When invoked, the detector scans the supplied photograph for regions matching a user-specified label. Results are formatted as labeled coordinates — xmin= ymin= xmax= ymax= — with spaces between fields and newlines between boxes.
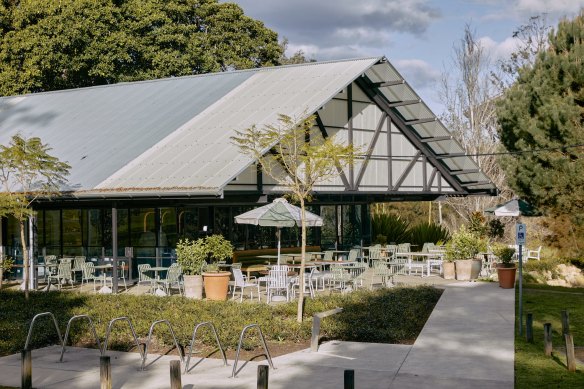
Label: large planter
xmin=455 ymin=260 xmax=472 ymax=280
xmin=183 ymin=274 xmax=203 ymax=300
xmin=497 ymin=266 xmax=517 ymax=289
xmin=471 ymin=259 xmax=482 ymax=279
xmin=443 ymin=262 xmax=456 ymax=279
xmin=203 ymin=271 xmax=231 ymax=301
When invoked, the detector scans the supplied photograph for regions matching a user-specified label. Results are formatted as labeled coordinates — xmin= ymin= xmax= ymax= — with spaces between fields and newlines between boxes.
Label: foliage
xmin=202 ymin=234 xmax=233 ymax=272
xmin=492 ymin=244 xmax=515 ymax=267
xmin=408 ymin=222 xmax=451 ymax=248
xmin=523 ymin=257 xmax=567 ymax=274
xmin=497 ymin=13 xmax=584 ymax=215
xmin=0 ymin=0 xmax=282 ymax=95
xmin=371 ymin=213 xmax=410 ymax=244
xmin=444 ymin=226 xmax=487 ymax=261
xmin=487 ymin=219 xmax=505 ymax=240
xmin=0 ymin=134 xmax=70 ymax=297
xmin=232 ymin=113 xmax=358 ymax=322
xmin=175 ymin=238 xmax=206 ymax=276
xmin=516 ymin=286 xmax=584 ymax=387
xmin=0 ymin=286 xmax=442 ymax=356
xmin=468 ymin=211 xmax=487 ymax=236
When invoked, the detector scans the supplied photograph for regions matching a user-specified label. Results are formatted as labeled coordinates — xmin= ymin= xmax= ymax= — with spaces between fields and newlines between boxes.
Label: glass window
xmin=42 ymin=210 xmax=60 ymax=255
xmin=178 ymin=208 xmax=199 ymax=240
xmin=160 ymin=208 xmax=177 ymax=248
xmin=62 ymin=209 xmax=82 ymax=252
xmin=320 ymin=205 xmax=337 ymax=249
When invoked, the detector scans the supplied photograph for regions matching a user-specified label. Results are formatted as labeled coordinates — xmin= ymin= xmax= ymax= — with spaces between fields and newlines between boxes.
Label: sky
xmin=225 ymin=0 xmax=584 ymax=114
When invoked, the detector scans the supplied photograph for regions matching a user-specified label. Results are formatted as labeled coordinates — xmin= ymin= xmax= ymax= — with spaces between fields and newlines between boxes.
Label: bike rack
xmin=140 ymin=319 xmax=184 ymax=370
xmin=231 ymin=324 xmax=274 ymax=378
xmin=24 ymin=312 xmax=64 ymax=352
xmin=184 ymin=321 xmax=228 ymax=374
xmin=59 ymin=315 xmax=102 ymax=362
xmin=103 ymin=317 xmax=144 ymax=361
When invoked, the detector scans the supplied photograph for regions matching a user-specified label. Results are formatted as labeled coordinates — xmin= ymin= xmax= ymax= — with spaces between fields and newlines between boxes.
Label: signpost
xmin=516 ymin=223 xmax=526 ymax=336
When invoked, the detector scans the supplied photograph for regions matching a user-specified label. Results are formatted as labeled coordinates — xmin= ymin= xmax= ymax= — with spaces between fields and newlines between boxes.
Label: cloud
xmin=478 ymin=36 xmax=520 ymax=62
xmin=393 ymin=59 xmax=441 ymax=89
xmin=515 ymin=0 xmax=584 ymax=14
xmin=230 ymin=0 xmax=441 ymax=58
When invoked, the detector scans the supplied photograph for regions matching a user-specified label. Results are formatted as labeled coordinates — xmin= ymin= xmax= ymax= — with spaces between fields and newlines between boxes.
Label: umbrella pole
xmin=277 ymin=228 xmax=281 ymax=266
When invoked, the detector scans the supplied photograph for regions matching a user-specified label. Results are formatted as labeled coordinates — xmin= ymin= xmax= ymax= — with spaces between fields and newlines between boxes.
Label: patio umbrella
xmin=234 ymin=198 xmax=323 ymax=265
xmin=484 ymin=199 xmax=539 ymax=217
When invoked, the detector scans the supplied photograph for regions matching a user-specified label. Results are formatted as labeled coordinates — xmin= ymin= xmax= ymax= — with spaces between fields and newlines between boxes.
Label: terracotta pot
xmin=183 ymin=274 xmax=203 ymax=300
xmin=443 ymin=262 xmax=456 ymax=279
xmin=497 ymin=266 xmax=517 ymax=289
xmin=455 ymin=260 xmax=472 ymax=280
xmin=203 ymin=271 xmax=231 ymax=301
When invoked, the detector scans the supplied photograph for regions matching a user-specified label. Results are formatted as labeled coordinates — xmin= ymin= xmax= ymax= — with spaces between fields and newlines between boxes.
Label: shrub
xmin=492 ymin=244 xmax=515 ymax=268
xmin=371 ymin=213 xmax=410 ymax=244
xmin=444 ymin=226 xmax=487 ymax=261
xmin=408 ymin=222 xmax=450 ymax=248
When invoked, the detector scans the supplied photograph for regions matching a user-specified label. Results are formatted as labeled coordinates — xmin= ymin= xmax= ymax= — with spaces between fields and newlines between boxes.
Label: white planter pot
xmin=183 ymin=274 xmax=203 ymax=300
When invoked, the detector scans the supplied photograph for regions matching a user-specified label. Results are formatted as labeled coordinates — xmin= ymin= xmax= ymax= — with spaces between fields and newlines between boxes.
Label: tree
xmin=232 ymin=114 xmax=356 ymax=322
xmin=278 ymin=37 xmax=315 ymax=65
xmin=439 ymin=25 xmax=509 ymax=229
xmin=0 ymin=135 xmax=70 ymax=298
xmin=496 ymin=12 xmax=584 ymax=215
xmin=0 ymin=0 xmax=282 ymax=95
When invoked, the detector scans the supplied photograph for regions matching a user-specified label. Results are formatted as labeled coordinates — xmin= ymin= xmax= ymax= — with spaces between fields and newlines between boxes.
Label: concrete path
xmin=0 ymin=282 xmax=515 ymax=388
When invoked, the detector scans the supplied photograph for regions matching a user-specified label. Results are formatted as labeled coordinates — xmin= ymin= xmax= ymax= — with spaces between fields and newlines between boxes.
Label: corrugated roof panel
xmin=0 ymin=72 xmax=254 ymax=190
xmin=97 ymin=58 xmax=381 ymax=191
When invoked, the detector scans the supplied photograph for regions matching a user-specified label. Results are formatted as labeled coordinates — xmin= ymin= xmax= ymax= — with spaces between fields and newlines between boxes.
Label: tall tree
xmin=497 ymin=12 xmax=584 ymax=215
xmin=0 ymin=135 xmax=70 ymax=298
xmin=233 ymin=114 xmax=356 ymax=323
xmin=439 ymin=25 xmax=508 ymax=229
xmin=0 ymin=0 xmax=282 ymax=95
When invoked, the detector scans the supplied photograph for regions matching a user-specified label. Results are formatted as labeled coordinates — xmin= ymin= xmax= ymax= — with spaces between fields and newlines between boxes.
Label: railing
xmin=184 ymin=321 xmax=227 ymax=374
xmin=141 ymin=320 xmax=184 ymax=371
xmin=59 ymin=315 xmax=102 ymax=362
xmin=311 ymin=308 xmax=343 ymax=352
xmin=231 ymin=324 xmax=274 ymax=378
xmin=24 ymin=312 xmax=63 ymax=352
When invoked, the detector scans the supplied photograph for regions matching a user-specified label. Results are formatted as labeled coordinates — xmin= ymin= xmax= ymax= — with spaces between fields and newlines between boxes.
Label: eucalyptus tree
xmin=0 ymin=135 xmax=70 ymax=298
xmin=233 ymin=114 xmax=357 ymax=322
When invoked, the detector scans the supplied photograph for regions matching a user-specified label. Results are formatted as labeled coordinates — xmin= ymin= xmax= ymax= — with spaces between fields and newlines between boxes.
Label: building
xmin=0 ymin=57 xmax=496 ymax=277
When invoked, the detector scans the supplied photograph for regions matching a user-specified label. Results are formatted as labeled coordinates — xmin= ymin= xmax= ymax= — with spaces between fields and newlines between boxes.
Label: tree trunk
xmin=20 ymin=220 xmax=29 ymax=299
xmin=296 ymin=198 xmax=307 ymax=323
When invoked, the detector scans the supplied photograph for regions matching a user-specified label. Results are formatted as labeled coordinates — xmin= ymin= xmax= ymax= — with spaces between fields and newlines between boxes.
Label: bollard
xmin=257 ymin=365 xmax=269 ymax=389
xmin=565 ymin=334 xmax=576 ymax=372
xmin=100 ymin=356 xmax=112 ymax=389
xmin=170 ymin=360 xmax=182 ymax=389
xmin=526 ymin=313 xmax=533 ymax=343
xmin=344 ymin=369 xmax=355 ymax=389
xmin=561 ymin=310 xmax=570 ymax=335
xmin=21 ymin=349 xmax=32 ymax=389
xmin=543 ymin=323 xmax=552 ymax=357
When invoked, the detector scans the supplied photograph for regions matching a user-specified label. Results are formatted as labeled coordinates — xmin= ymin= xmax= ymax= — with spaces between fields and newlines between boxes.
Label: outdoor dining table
xmin=395 ymin=252 xmax=442 ymax=277
xmin=94 ymin=264 xmax=113 ymax=293
xmin=147 ymin=266 xmax=169 ymax=295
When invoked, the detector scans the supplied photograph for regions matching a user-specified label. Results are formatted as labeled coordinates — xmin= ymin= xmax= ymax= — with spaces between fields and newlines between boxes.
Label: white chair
xmin=527 ymin=246 xmax=542 ymax=261
xmin=291 ymin=267 xmax=316 ymax=298
xmin=104 ymin=261 xmax=128 ymax=291
xmin=81 ymin=262 xmax=97 ymax=290
xmin=231 ymin=268 xmax=258 ymax=302
xmin=71 ymin=257 xmax=86 ymax=283
xmin=266 ymin=269 xmax=291 ymax=303
xmin=47 ymin=262 xmax=72 ymax=290
xmin=138 ymin=264 xmax=154 ymax=287
xmin=330 ymin=265 xmax=352 ymax=293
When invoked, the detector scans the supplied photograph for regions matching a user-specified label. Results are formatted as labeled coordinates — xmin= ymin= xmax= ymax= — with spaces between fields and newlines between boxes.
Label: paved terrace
xmin=0 ymin=281 xmax=514 ymax=388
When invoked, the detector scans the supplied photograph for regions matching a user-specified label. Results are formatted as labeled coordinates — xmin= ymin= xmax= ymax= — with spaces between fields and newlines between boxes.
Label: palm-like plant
xmin=371 ymin=214 xmax=410 ymax=244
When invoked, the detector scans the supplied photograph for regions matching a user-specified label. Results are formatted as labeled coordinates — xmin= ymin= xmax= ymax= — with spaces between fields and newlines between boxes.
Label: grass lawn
xmin=516 ymin=284 xmax=584 ymax=388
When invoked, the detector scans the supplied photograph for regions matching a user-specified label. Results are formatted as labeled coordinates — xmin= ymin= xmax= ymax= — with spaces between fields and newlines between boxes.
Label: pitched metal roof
xmin=0 ymin=57 xmax=496 ymax=198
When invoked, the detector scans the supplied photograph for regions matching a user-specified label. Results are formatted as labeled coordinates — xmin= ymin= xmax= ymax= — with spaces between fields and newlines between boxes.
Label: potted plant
xmin=201 ymin=234 xmax=234 ymax=301
xmin=444 ymin=226 xmax=487 ymax=281
xmin=493 ymin=244 xmax=516 ymax=288
xmin=175 ymin=238 xmax=206 ymax=299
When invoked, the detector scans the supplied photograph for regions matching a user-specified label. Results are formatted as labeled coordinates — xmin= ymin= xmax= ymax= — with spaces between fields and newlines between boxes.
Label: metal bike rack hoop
xmin=103 ymin=316 xmax=144 ymax=361
xmin=59 ymin=315 xmax=102 ymax=362
xmin=141 ymin=319 xmax=184 ymax=371
xmin=24 ymin=312 xmax=64 ymax=352
xmin=231 ymin=324 xmax=274 ymax=378
xmin=184 ymin=321 xmax=228 ymax=374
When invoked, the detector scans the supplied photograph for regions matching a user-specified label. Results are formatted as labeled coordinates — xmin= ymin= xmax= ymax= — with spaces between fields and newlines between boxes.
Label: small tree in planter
xmin=175 ymin=238 xmax=206 ymax=299
xmin=493 ymin=244 xmax=516 ymax=288
xmin=200 ymin=234 xmax=234 ymax=301
xmin=444 ymin=226 xmax=487 ymax=280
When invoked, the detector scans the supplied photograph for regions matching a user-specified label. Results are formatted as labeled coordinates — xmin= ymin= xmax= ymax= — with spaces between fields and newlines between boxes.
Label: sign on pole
xmin=516 ymin=223 xmax=526 ymax=245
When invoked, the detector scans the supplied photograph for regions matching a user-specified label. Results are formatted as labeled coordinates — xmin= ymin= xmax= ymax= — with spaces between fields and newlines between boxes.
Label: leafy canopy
xmin=0 ymin=0 xmax=282 ymax=95
xmin=496 ymin=13 xmax=584 ymax=214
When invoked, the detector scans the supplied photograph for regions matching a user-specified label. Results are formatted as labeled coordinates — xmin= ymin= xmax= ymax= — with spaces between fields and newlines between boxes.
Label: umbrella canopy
xmin=234 ymin=198 xmax=323 ymax=265
xmin=484 ymin=199 xmax=539 ymax=217
xmin=234 ymin=198 xmax=323 ymax=227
